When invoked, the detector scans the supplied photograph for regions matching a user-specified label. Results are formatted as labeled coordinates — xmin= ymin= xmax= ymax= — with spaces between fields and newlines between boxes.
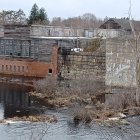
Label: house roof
xmin=100 ymin=18 xmax=140 ymax=32
xmin=112 ymin=18 xmax=130 ymax=30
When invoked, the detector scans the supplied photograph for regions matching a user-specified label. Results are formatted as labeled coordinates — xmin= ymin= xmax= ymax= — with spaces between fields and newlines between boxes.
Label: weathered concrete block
xmin=106 ymin=38 xmax=138 ymax=87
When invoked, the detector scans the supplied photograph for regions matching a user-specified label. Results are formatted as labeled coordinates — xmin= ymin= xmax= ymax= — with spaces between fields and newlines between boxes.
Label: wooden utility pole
xmin=129 ymin=0 xmax=140 ymax=105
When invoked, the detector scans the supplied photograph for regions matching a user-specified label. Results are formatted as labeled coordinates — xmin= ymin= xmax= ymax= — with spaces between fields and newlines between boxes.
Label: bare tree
xmin=34 ymin=77 xmax=59 ymax=97
xmin=0 ymin=10 xmax=27 ymax=24
xmin=51 ymin=17 xmax=63 ymax=26
xmin=50 ymin=13 xmax=103 ymax=28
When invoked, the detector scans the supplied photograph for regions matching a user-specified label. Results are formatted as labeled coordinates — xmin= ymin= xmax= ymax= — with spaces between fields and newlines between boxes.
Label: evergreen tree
xmin=39 ymin=8 xmax=49 ymax=24
xmin=28 ymin=4 xmax=49 ymax=25
xmin=28 ymin=3 xmax=39 ymax=24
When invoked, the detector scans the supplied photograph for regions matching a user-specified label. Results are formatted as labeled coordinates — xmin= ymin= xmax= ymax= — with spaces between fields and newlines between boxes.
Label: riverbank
xmin=31 ymin=77 xmax=140 ymax=125
xmin=0 ymin=81 xmax=140 ymax=140
xmin=28 ymin=89 xmax=140 ymax=126
xmin=0 ymin=77 xmax=139 ymax=127
xmin=0 ymin=115 xmax=57 ymax=124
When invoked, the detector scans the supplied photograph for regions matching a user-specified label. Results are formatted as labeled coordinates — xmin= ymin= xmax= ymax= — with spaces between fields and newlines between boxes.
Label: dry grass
xmin=33 ymin=77 xmax=59 ymax=97
xmin=105 ymin=92 xmax=136 ymax=111
xmin=84 ymin=37 xmax=103 ymax=52
xmin=33 ymin=75 xmax=105 ymax=107
xmin=33 ymin=77 xmax=140 ymax=125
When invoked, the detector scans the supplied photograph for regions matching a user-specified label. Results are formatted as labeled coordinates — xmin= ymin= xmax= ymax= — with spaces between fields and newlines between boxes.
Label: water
xmin=0 ymin=82 xmax=140 ymax=140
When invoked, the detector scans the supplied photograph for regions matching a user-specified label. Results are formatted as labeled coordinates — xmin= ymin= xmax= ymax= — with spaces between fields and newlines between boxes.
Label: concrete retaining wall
xmin=106 ymin=38 xmax=138 ymax=87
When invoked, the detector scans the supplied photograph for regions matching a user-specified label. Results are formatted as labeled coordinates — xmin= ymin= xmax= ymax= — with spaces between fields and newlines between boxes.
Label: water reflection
xmin=0 ymin=83 xmax=32 ymax=119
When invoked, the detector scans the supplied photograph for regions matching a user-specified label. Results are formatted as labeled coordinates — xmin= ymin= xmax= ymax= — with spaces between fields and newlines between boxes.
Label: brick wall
xmin=0 ymin=47 xmax=58 ymax=77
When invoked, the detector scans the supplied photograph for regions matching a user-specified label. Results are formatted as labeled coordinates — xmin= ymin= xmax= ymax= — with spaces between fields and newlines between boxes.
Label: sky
xmin=0 ymin=0 xmax=139 ymax=20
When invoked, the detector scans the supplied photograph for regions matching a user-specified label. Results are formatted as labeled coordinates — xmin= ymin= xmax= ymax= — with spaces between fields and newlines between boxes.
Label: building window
xmin=26 ymin=66 xmax=29 ymax=72
xmin=14 ymin=65 xmax=16 ymax=72
xmin=2 ymin=65 xmax=4 ymax=71
xmin=48 ymin=68 xmax=52 ymax=74
xmin=18 ymin=53 xmax=21 ymax=56
xmin=18 ymin=66 xmax=20 ymax=72
xmin=22 ymin=66 xmax=24 ymax=72
xmin=9 ymin=65 xmax=12 ymax=71
xmin=6 ymin=65 xmax=8 ymax=71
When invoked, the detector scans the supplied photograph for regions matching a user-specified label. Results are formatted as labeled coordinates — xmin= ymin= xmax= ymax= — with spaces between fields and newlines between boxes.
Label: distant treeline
xmin=0 ymin=3 xmax=106 ymax=28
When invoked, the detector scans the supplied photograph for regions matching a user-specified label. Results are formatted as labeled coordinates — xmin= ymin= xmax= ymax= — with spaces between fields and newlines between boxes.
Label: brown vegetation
xmin=51 ymin=13 xmax=103 ymax=28
xmin=84 ymin=36 xmax=103 ymax=52
xmin=32 ymin=77 xmax=140 ymax=125
xmin=105 ymin=92 xmax=136 ymax=111
xmin=0 ymin=115 xmax=57 ymax=124
xmin=33 ymin=75 xmax=104 ymax=107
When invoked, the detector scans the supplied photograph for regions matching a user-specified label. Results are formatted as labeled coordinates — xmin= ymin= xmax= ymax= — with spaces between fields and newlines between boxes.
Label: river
xmin=0 ymin=82 xmax=140 ymax=140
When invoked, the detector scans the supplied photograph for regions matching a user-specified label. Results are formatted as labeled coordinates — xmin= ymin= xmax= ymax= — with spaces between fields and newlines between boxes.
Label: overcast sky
xmin=0 ymin=0 xmax=139 ymax=20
